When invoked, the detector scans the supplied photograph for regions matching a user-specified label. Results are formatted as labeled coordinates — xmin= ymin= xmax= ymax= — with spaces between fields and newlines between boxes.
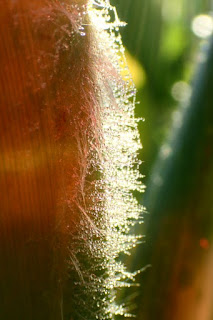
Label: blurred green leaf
xmin=160 ymin=24 xmax=187 ymax=61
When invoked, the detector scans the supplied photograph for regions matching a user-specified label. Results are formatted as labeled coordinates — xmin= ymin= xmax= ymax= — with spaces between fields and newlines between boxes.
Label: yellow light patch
xmin=122 ymin=49 xmax=146 ymax=89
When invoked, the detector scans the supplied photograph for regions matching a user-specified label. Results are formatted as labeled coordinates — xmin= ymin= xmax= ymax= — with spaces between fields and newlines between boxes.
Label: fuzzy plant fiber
xmin=0 ymin=1 xmax=143 ymax=319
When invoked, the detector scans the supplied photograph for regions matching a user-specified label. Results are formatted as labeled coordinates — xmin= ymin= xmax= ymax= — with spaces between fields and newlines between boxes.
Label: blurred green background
xmin=112 ymin=0 xmax=212 ymax=178
xmin=111 ymin=0 xmax=213 ymax=319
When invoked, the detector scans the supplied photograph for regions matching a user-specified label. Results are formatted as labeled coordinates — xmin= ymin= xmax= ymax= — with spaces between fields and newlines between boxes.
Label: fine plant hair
xmin=0 ymin=1 xmax=143 ymax=319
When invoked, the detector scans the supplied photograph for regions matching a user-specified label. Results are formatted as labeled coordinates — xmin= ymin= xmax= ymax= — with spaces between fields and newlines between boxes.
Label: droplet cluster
xmin=68 ymin=1 xmax=144 ymax=319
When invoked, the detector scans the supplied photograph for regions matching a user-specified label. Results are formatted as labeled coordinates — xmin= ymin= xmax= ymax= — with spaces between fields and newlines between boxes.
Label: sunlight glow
xmin=192 ymin=14 xmax=213 ymax=38
xmin=171 ymin=81 xmax=192 ymax=103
